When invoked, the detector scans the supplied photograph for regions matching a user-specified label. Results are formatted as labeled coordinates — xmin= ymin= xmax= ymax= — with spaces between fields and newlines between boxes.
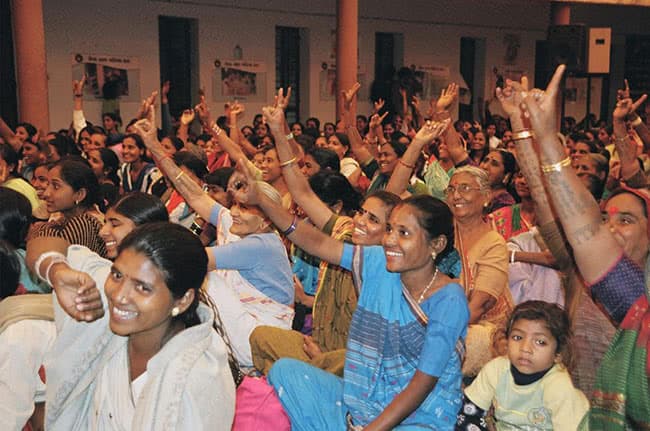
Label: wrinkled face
xmin=471 ymin=132 xmax=486 ymax=151
xmin=30 ymin=165 xmax=49 ymax=199
xmin=446 ymin=172 xmax=488 ymax=221
xmin=479 ymin=151 xmax=507 ymax=187
xmin=229 ymin=202 xmax=267 ymax=237
xmin=100 ymin=209 xmax=136 ymax=259
xmin=15 ymin=126 xmax=30 ymax=143
xmin=382 ymin=204 xmax=434 ymax=273
xmin=352 ymin=197 xmax=391 ymax=245
xmin=261 ymin=149 xmax=282 ymax=183
xmin=301 ymin=154 xmax=321 ymax=178
xmin=326 ymin=135 xmax=347 ymax=159
xmin=22 ymin=142 xmax=41 ymax=166
xmin=315 ymin=137 xmax=328 ymax=149
xmin=89 ymin=133 xmax=106 ymax=151
xmin=206 ymin=184 xmax=232 ymax=208
xmin=603 ymin=193 xmax=649 ymax=266
xmin=291 ymin=124 xmax=303 ymax=136
xmin=572 ymin=155 xmax=600 ymax=178
xmin=508 ymin=318 xmax=558 ymax=374
xmin=161 ymin=137 xmax=178 ymax=156
xmin=513 ymin=173 xmax=529 ymax=199
xmin=86 ymin=150 xmax=106 ymax=180
xmin=105 ymin=248 xmax=182 ymax=339
xmin=43 ymin=165 xmax=83 ymax=213
xmin=323 ymin=123 xmax=335 ymax=138
xmin=122 ymin=137 xmax=143 ymax=164
xmin=378 ymin=144 xmax=399 ymax=175
xmin=103 ymin=116 xmax=117 ymax=133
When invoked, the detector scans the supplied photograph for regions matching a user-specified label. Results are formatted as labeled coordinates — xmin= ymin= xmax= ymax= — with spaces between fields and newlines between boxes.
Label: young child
xmin=456 ymin=300 xmax=589 ymax=430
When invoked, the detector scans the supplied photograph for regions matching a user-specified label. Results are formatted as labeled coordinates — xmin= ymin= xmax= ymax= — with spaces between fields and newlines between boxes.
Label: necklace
xmin=417 ymin=267 xmax=439 ymax=303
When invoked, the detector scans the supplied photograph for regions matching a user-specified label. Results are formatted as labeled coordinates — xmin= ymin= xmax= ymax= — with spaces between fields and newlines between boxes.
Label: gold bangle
xmin=399 ymin=159 xmax=415 ymax=169
xmin=540 ymin=157 xmax=571 ymax=174
xmin=630 ymin=116 xmax=643 ymax=128
xmin=285 ymin=132 xmax=294 ymax=140
xmin=279 ymin=157 xmax=297 ymax=168
xmin=511 ymin=130 xmax=534 ymax=141
xmin=210 ymin=122 xmax=223 ymax=137
xmin=175 ymin=170 xmax=186 ymax=180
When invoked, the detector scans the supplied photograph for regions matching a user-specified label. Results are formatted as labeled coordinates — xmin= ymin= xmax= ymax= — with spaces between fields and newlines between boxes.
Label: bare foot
xmin=302 ymin=336 xmax=323 ymax=359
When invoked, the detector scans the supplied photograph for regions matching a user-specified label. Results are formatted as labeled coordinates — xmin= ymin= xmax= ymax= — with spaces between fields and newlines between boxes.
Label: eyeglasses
xmin=444 ymin=184 xmax=482 ymax=196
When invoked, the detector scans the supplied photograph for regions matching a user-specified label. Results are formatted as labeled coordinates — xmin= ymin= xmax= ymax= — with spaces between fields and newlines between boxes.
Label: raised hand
xmin=262 ymin=105 xmax=284 ymax=130
xmin=194 ymin=95 xmax=212 ymax=126
xmin=373 ymin=98 xmax=385 ymax=113
xmin=613 ymin=95 xmax=648 ymax=122
xmin=369 ymin=111 xmax=388 ymax=130
xmin=616 ymin=79 xmax=631 ymax=101
xmin=521 ymin=65 xmax=566 ymax=141
xmin=435 ymin=83 xmax=458 ymax=112
xmin=180 ymin=109 xmax=195 ymax=126
xmin=136 ymin=90 xmax=158 ymax=120
xmin=230 ymin=101 xmax=245 ymax=118
xmin=50 ymin=265 xmax=104 ymax=322
xmin=411 ymin=95 xmax=421 ymax=112
xmin=413 ymin=118 xmax=451 ymax=145
xmin=274 ymin=87 xmax=292 ymax=111
xmin=228 ymin=158 xmax=262 ymax=206
xmin=72 ymin=75 xmax=86 ymax=97
xmin=161 ymin=81 xmax=171 ymax=104
xmin=342 ymin=82 xmax=361 ymax=111
xmin=132 ymin=95 xmax=158 ymax=143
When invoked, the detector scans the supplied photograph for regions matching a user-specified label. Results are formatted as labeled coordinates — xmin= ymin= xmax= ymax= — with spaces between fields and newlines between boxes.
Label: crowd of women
xmin=0 ymin=64 xmax=648 ymax=430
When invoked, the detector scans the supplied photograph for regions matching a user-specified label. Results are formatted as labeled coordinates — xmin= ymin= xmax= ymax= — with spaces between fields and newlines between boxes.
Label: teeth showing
xmin=112 ymin=307 xmax=138 ymax=320
xmin=105 ymin=241 xmax=117 ymax=247
xmin=385 ymin=251 xmax=402 ymax=257
xmin=354 ymin=228 xmax=366 ymax=236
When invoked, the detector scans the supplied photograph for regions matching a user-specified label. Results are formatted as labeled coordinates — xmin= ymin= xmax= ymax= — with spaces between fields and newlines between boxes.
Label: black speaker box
xmin=547 ymin=25 xmax=587 ymax=73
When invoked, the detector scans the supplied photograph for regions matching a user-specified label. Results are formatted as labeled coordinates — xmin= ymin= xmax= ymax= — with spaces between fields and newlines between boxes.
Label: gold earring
xmin=431 ymin=250 xmax=437 ymax=262
xmin=171 ymin=306 xmax=180 ymax=317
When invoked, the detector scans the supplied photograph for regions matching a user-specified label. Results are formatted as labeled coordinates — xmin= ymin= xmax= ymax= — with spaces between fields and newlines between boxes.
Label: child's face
xmin=507 ymin=319 xmax=558 ymax=374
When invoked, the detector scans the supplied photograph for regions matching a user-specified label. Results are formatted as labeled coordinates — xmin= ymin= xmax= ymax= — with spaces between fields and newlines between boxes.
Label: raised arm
xmin=612 ymin=93 xmax=648 ymax=182
xmin=132 ymin=99 xmax=216 ymax=221
xmin=230 ymin=160 xmax=344 ymax=265
xmin=523 ymin=65 xmax=621 ymax=283
xmin=227 ymin=102 xmax=257 ymax=158
xmin=160 ymin=81 xmax=173 ymax=136
xmin=263 ymin=99 xmax=334 ymax=229
xmin=385 ymin=119 xmax=449 ymax=195
xmin=434 ymin=84 xmax=468 ymax=165
xmin=195 ymin=96 xmax=250 ymax=163
xmin=0 ymin=116 xmax=22 ymax=153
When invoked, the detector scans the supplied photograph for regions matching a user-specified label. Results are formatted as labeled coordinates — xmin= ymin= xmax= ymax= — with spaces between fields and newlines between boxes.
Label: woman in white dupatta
xmin=27 ymin=223 xmax=235 ymax=430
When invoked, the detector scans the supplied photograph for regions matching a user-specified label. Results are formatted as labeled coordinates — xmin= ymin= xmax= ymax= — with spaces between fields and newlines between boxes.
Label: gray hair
xmin=453 ymin=165 xmax=490 ymax=192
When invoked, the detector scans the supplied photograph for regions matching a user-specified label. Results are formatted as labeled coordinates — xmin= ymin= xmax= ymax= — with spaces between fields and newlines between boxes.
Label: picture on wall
xmin=71 ymin=53 xmax=141 ymax=102
xmin=212 ymin=60 xmax=267 ymax=102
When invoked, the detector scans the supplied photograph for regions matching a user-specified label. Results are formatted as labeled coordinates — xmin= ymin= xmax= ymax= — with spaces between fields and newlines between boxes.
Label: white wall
xmin=42 ymin=0 xmax=550 ymax=130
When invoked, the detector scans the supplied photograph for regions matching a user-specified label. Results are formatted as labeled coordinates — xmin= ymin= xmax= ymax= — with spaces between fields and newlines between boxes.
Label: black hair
xmin=16 ymin=122 xmax=37 ymax=142
xmin=164 ymin=136 xmax=184 ymax=152
xmin=309 ymin=170 xmax=361 ymax=215
xmin=196 ymin=134 xmax=213 ymax=144
xmin=323 ymin=122 xmax=336 ymax=132
xmin=400 ymin=195 xmax=454 ymax=263
xmin=48 ymin=133 xmax=80 ymax=158
xmin=124 ymin=133 xmax=145 ymax=150
xmin=295 ymin=134 xmax=315 ymax=150
xmin=97 ymin=148 xmax=121 ymax=186
xmin=0 ymin=143 xmax=20 ymax=176
xmin=290 ymin=122 xmax=304 ymax=132
xmin=102 ymin=112 xmax=122 ymax=125
xmin=506 ymin=300 xmax=574 ymax=370
xmin=205 ymin=167 xmax=235 ymax=190
xmin=305 ymin=147 xmax=340 ymax=172
xmin=363 ymin=190 xmax=401 ymax=209
xmin=173 ymin=152 xmax=208 ymax=180
xmin=0 ymin=240 xmax=20 ymax=300
xmin=111 ymin=192 xmax=169 ymax=225
xmin=50 ymin=157 xmax=102 ymax=210
xmin=302 ymin=127 xmax=321 ymax=140
xmin=0 ymin=188 xmax=32 ymax=248
xmin=383 ymin=140 xmax=407 ymax=158
xmin=306 ymin=117 xmax=321 ymax=130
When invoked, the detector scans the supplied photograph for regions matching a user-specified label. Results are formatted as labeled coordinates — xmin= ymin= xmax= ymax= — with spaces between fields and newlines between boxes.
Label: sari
xmin=488 ymin=203 xmax=533 ymax=241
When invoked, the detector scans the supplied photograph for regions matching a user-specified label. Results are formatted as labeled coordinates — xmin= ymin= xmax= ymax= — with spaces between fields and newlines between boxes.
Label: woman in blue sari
xmin=231 ymin=114 xmax=469 ymax=430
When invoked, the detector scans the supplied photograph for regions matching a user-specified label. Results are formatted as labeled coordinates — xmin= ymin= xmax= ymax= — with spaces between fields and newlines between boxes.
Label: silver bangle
xmin=510 ymin=250 xmax=516 ymax=264
xmin=34 ymin=251 xmax=66 ymax=283
xmin=285 ymin=132 xmax=294 ymax=140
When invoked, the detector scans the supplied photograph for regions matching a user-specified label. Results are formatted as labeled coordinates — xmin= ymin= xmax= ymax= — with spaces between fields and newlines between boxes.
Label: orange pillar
xmin=550 ymin=2 xmax=570 ymax=25
xmin=12 ymin=0 xmax=49 ymax=130
xmin=336 ymin=0 xmax=358 ymax=121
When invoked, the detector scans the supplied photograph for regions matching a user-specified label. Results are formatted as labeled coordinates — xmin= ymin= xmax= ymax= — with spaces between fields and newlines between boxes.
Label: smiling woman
xmin=26 ymin=223 xmax=236 ymax=430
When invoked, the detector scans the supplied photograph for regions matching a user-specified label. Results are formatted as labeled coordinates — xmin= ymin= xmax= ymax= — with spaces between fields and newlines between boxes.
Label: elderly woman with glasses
xmin=445 ymin=166 xmax=513 ymax=377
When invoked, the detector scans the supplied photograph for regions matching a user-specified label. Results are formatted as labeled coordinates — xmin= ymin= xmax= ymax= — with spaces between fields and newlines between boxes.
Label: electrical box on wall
xmin=588 ymin=28 xmax=611 ymax=74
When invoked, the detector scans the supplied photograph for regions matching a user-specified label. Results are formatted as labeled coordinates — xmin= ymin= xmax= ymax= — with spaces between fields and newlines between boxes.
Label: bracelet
xmin=285 ymin=132 xmax=294 ymax=140
xmin=210 ymin=122 xmax=223 ymax=137
xmin=511 ymin=130 xmax=534 ymax=141
xmin=45 ymin=257 xmax=68 ymax=287
xmin=510 ymin=250 xmax=516 ymax=264
xmin=279 ymin=157 xmax=297 ymax=168
xmin=398 ymin=159 xmax=415 ymax=170
xmin=282 ymin=215 xmax=298 ymax=236
xmin=175 ymin=170 xmax=186 ymax=180
xmin=34 ymin=251 xmax=67 ymax=283
xmin=540 ymin=157 xmax=571 ymax=174
xmin=630 ymin=116 xmax=643 ymax=128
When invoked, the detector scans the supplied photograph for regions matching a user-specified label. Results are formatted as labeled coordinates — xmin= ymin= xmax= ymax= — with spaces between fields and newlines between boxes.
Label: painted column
xmin=336 ymin=0 xmax=358 ymax=121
